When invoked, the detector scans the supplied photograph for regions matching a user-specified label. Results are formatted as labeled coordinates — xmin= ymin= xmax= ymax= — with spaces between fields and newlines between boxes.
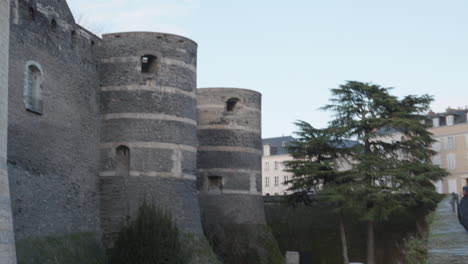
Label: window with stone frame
xmin=447 ymin=153 xmax=456 ymax=170
xmin=24 ymin=63 xmax=43 ymax=114
xmin=115 ymin=145 xmax=130 ymax=177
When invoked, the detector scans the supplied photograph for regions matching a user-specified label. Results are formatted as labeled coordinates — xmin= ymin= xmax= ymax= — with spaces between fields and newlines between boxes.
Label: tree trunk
xmin=339 ymin=213 xmax=349 ymax=264
xmin=367 ymin=220 xmax=375 ymax=264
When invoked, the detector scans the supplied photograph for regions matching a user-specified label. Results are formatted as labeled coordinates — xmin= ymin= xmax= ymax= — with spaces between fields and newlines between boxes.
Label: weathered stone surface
xmin=198 ymin=88 xmax=282 ymax=263
xmin=8 ymin=0 xmax=102 ymax=244
xmin=427 ymin=196 xmax=468 ymax=264
xmin=1 ymin=0 xmax=17 ymax=262
xmin=98 ymin=31 xmax=203 ymax=246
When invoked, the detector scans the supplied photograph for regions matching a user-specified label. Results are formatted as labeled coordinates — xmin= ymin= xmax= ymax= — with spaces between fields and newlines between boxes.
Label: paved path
xmin=427 ymin=196 xmax=468 ymax=264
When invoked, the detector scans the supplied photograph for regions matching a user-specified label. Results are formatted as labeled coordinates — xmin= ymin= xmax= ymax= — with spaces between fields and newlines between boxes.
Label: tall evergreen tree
xmin=321 ymin=81 xmax=447 ymax=264
xmin=285 ymin=121 xmax=354 ymax=264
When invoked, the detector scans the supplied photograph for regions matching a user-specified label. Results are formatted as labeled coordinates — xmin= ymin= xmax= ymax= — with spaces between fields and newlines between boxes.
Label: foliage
xmin=110 ymin=202 xmax=191 ymax=264
xmin=284 ymin=121 xmax=354 ymax=262
xmin=286 ymin=81 xmax=448 ymax=263
xmin=205 ymin=222 xmax=284 ymax=264
xmin=180 ymin=233 xmax=222 ymax=264
xmin=320 ymin=81 xmax=447 ymax=222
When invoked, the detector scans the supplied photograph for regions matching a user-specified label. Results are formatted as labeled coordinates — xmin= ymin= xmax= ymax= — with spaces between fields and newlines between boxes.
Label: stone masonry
xmin=197 ymin=88 xmax=266 ymax=225
xmin=3 ymin=0 xmax=271 ymax=262
xmin=0 ymin=0 xmax=17 ymax=262
xmin=98 ymin=32 xmax=203 ymax=246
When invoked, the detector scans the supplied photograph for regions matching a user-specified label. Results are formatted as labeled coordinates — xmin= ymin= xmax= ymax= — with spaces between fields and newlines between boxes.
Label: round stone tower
xmin=98 ymin=32 xmax=202 ymax=246
xmin=197 ymin=87 xmax=265 ymax=223
xmin=197 ymin=88 xmax=282 ymax=262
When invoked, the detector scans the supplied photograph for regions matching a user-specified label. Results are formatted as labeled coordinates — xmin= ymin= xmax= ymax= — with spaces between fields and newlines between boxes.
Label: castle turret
xmin=0 ymin=0 xmax=17 ymax=262
xmin=197 ymin=88 xmax=281 ymax=262
xmin=98 ymin=32 xmax=203 ymax=245
xmin=197 ymin=88 xmax=264 ymax=222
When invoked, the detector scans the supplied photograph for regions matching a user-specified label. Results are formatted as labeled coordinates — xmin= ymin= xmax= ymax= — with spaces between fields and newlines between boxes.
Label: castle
xmin=0 ymin=0 xmax=270 ymax=262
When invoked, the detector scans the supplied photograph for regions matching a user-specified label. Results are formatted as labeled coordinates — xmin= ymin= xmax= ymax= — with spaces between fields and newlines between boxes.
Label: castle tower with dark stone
xmin=2 ymin=0 xmax=279 ymax=262
xmin=197 ymin=88 xmax=265 ymax=224
xmin=98 ymin=32 xmax=203 ymax=245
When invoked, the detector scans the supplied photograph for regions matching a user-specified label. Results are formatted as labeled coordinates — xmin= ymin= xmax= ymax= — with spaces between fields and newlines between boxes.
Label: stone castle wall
xmin=197 ymin=88 xmax=266 ymax=224
xmin=1 ymin=0 xmax=17 ymax=262
xmin=4 ymin=1 xmax=270 ymax=263
xmin=98 ymin=32 xmax=203 ymax=246
xmin=7 ymin=0 xmax=102 ymax=241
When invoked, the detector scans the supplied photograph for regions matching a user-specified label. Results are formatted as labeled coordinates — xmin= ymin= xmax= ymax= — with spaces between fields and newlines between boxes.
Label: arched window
xmin=226 ymin=98 xmax=240 ymax=112
xmin=71 ymin=30 xmax=77 ymax=44
xmin=28 ymin=7 xmax=35 ymax=21
xmin=24 ymin=63 xmax=43 ymax=114
xmin=115 ymin=145 xmax=130 ymax=177
xmin=51 ymin=19 xmax=58 ymax=32
xmin=141 ymin=55 xmax=157 ymax=73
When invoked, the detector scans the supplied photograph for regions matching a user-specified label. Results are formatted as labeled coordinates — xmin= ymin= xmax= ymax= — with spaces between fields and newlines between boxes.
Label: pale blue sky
xmin=68 ymin=0 xmax=468 ymax=138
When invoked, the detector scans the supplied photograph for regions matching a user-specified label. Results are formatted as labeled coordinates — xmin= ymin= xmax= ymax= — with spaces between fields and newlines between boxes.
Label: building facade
xmin=262 ymin=136 xmax=295 ymax=196
xmin=2 ymin=0 xmax=273 ymax=262
xmin=425 ymin=109 xmax=468 ymax=194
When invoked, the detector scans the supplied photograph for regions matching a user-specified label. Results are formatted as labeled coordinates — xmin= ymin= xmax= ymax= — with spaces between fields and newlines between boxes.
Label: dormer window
xmin=141 ymin=55 xmax=157 ymax=73
xmin=432 ymin=118 xmax=440 ymax=128
xmin=446 ymin=115 xmax=454 ymax=126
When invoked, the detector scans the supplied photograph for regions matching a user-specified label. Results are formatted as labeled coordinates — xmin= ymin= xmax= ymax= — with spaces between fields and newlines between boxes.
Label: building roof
xmin=426 ymin=109 xmax=468 ymax=127
xmin=262 ymin=136 xmax=294 ymax=155
xmin=263 ymin=136 xmax=358 ymax=156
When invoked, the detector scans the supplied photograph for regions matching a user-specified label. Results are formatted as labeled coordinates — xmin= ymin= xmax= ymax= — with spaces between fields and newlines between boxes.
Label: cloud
xmin=68 ymin=0 xmax=198 ymax=36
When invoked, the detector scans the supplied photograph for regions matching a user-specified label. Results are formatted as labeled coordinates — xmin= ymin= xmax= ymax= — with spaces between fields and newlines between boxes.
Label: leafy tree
xmin=320 ymin=81 xmax=447 ymax=264
xmin=285 ymin=121 xmax=354 ymax=264
xmin=110 ymin=201 xmax=191 ymax=264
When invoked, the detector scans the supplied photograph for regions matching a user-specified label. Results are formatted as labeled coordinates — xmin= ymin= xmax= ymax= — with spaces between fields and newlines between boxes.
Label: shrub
xmin=110 ymin=202 xmax=191 ymax=264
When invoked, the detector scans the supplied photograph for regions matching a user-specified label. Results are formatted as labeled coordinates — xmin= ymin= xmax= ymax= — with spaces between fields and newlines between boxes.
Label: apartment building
xmin=262 ymin=136 xmax=295 ymax=196
xmin=424 ymin=108 xmax=468 ymax=194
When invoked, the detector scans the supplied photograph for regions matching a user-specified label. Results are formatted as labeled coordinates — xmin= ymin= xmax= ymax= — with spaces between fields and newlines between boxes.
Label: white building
xmin=262 ymin=136 xmax=295 ymax=196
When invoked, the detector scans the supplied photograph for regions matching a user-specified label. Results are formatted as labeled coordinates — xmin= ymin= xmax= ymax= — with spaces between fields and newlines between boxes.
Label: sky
xmin=68 ymin=0 xmax=468 ymax=138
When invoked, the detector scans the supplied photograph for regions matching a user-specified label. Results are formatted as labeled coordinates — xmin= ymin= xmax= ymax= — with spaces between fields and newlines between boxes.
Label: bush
xmin=205 ymin=223 xmax=284 ymax=264
xmin=110 ymin=202 xmax=191 ymax=264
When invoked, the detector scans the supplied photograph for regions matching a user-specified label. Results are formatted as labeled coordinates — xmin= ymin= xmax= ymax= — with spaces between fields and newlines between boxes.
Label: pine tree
xmin=321 ymin=81 xmax=448 ymax=264
xmin=285 ymin=121 xmax=353 ymax=264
